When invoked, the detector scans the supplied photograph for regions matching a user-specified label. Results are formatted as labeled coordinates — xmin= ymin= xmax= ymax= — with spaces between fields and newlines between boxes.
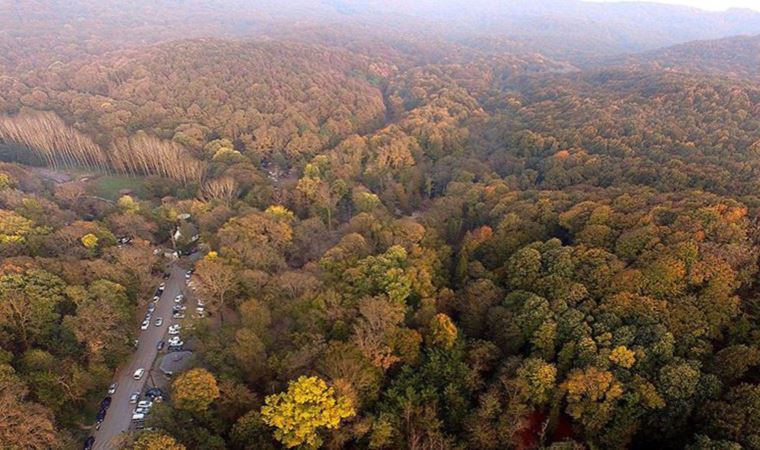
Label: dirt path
xmin=91 ymin=263 xmax=187 ymax=449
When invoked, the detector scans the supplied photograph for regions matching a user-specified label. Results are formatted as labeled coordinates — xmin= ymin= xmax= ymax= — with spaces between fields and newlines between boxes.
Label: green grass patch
xmin=90 ymin=175 xmax=147 ymax=200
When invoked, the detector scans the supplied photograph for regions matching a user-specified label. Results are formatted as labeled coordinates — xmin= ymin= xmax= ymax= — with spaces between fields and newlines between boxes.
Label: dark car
xmin=163 ymin=272 xmax=171 ymax=279
xmin=100 ymin=396 xmax=112 ymax=410
xmin=95 ymin=407 xmax=106 ymax=422
xmin=156 ymin=340 xmax=165 ymax=351
xmin=146 ymin=387 xmax=164 ymax=400
xmin=83 ymin=436 xmax=95 ymax=450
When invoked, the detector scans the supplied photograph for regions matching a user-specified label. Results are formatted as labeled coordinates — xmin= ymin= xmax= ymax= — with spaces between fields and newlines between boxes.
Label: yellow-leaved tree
xmin=171 ymin=368 xmax=220 ymax=413
xmin=81 ymin=233 xmax=99 ymax=249
xmin=261 ymin=375 xmax=355 ymax=448
xmin=426 ymin=313 xmax=458 ymax=349
xmin=132 ymin=431 xmax=185 ymax=450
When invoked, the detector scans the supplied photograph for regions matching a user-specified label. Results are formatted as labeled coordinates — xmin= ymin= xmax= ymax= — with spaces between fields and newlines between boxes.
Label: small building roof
xmin=159 ymin=351 xmax=193 ymax=376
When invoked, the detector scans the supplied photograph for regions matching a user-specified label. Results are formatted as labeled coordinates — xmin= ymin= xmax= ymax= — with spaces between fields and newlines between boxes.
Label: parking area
xmin=89 ymin=263 xmax=194 ymax=449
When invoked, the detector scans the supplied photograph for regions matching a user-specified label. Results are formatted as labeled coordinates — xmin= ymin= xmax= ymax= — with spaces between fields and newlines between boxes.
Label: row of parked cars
xmin=131 ymin=386 xmax=165 ymax=428
xmin=83 ymin=392 xmax=114 ymax=448
xmin=86 ymin=268 xmax=197 ymax=448
xmin=141 ymin=281 xmax=167 ymax=330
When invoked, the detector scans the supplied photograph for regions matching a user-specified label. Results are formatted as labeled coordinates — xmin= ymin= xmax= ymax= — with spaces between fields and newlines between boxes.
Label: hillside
xmin=619 ymin=34 xmax=760 ymax=80
xmin=6 ymin=2 xmax=760 ymax=450
xmin=2 ymin=0 xmax=760 ymax=72
xmin=0 ymin=39 xmax=390 ymax=173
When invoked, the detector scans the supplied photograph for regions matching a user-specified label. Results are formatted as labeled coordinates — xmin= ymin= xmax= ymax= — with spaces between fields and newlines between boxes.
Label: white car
xmin=147 ymin=302 xmax=156 ymax=313
xmin=108 ymin=383 xmax=118 ymax=394
xmin=140 ymin=319 xmax=149 ymax=330
xmin=185 ymin=271 xmax=192 ymax=280
xmin=155 ymin=317 xmax=163 ymax=327
xmin=174 ymin=294 xmax=184 ymax=303
xmin=168 ymin=325 xmax=181 ymax=335
xmin=159 ymin=282 xmax=166 ymax=289
xmin=152 ymin=295 xmax=160 ymax=302
xmin=137 ymin=400 xmax=153 ymax=409
xmin=168 ymin=336 xmax=181 ymax=345
xmin=133 ymin=368 xmax=145 ymax=380
xmin=129 ymin=392 xmax=140 ymax=404
xmin=168 ymin=341 xmax=184 ymax=348
xmin=132 ymin=412 xmax=145 ymax=421
xmin=196 ymin=299 xmax=205 ymax=307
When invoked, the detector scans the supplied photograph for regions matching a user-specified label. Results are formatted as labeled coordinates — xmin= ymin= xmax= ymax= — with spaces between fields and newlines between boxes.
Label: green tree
xmin=0 ymin=270 xmax=66 ymax=351
xmin=0 ymin=210 xmax=34 ymax=245
xmin=515 ymin=358 xmax=557 ymax=406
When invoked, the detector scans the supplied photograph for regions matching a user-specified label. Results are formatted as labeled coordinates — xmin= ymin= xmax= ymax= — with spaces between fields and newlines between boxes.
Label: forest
xmin=3 ymin=1 xmax=760 ymax=449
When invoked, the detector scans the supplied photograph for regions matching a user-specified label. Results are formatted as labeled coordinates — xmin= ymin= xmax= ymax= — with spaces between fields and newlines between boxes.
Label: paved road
xmin=92 ymin=263 xmax=187 ymax=449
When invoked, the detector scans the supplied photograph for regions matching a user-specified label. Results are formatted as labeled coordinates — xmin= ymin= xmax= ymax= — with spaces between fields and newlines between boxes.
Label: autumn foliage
xmin=261 ymin=376 xmax=355 ymax=448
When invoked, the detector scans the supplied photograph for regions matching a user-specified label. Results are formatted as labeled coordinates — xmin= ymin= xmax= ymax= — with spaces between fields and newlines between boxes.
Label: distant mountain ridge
xmin=616 ymin=33 xmax=760 ymax=79
xmin=332 ymin=0 xmax=760 ymax=58
xmin=3 ymin=0 xmax=760 ymax=70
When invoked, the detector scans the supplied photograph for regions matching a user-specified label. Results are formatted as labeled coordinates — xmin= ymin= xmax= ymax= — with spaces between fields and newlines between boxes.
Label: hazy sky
xmin=591 ymin=0 xmax=760 ymax=11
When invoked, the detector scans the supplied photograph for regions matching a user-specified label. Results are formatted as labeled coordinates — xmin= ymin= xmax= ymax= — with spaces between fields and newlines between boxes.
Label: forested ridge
xmin=3 ymin=1 xmax=760 ymax=449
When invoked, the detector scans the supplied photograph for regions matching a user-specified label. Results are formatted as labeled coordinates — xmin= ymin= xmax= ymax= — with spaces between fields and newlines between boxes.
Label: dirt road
xmin=91 ymin=263 xmax=187 ymax=449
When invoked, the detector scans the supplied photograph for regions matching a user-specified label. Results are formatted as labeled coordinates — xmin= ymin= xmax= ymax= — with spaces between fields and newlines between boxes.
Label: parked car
xmin=131 ymin=412 xmax=145 ymax=421
xmin=107 ymin=383 xmax=118 ymax=394
xmin=152 ymin=295 xmax=160 ymax=302
xmin=159 ymin=282 xmax=166 ymax=289
xmin=83 ymin=436 xmax=95 ymax=450
xmin=185 ymin=270 xmax=192 ymax=280
xmin=95 ymin=407 xmax=106 ymax=422
xmin=155 ymin=317 xmax=163 ymax=327
xmin=129 ymin=392 xmax=140 ymax=404
xmin=138 ymin=400 xmax=153 ymax=409
xmin=100 ymin=396 xmax=112 ymax=410
xmin=133 ymin=368 xmax=145 ymax=380
xmin=172 ymin=312 xmax=185 ymax=319
xmin=140 ymin=319 xmax=150 ymax=330
xmin=156 ymin=340 xmax=165 ymax=351
xmin=145 ymin=388 xmax=164 ymax=400
xmin=168 ymin=324 xmax=180 ymax=334
xmin=147 ymin=302 xmax=156 ymax=313
xmin=174 ymin=294 xmax=184 ymax=303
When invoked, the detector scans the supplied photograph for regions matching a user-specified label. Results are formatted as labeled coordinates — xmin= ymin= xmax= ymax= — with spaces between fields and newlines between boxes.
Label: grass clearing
xmin=91 ymin=175 xmax=147 ymax=200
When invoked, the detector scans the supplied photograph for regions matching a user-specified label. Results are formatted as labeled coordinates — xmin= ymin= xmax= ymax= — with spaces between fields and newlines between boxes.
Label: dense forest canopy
xmin=3 ymin=1 xmax=760 ymax=449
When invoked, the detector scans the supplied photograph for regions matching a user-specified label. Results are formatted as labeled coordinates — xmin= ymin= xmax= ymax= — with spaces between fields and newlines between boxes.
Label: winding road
xmin=91 ymin=263 xmax=187 ymax=449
